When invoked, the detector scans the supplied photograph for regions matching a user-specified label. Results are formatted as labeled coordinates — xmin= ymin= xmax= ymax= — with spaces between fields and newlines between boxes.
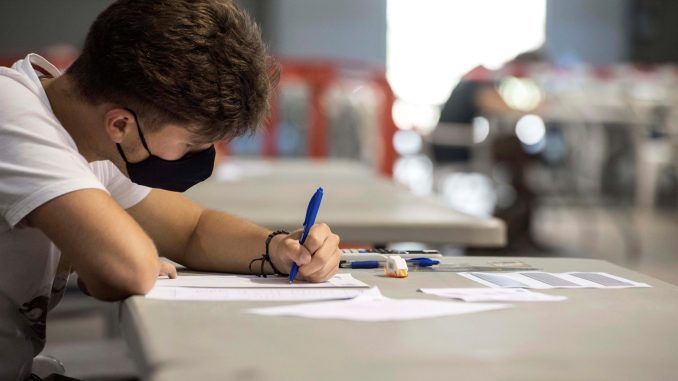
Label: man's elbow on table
xmin=27 ymin=189 xmax=163 ymax=301
xmin=76 ymin=247 xmax=160 ymax=302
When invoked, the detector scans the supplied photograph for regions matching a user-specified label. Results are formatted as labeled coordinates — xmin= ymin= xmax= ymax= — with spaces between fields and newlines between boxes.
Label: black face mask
xmin=116 ymin=108 xmax=216 ymax=192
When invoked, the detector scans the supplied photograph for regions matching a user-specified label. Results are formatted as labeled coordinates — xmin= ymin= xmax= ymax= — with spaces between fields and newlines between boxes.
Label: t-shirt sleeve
xmin=0 ymin=77 xmax=108 ymax=228
xmin=90 ymin=161 xmax=151 ymax=209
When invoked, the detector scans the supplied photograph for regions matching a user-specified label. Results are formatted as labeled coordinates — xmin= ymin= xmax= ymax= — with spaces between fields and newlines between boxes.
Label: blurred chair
xmin=424 ymin=122 xmax=474 ymax=191
xmin=635 ymin=136 xmax=675 ymax=208
xmin=633 ymin=101 xmax=678 ymax=209
xmin=426 ymin=122 xmax=474 ymax=165
xmin=224 ymin=59 xmax=398 ymax=177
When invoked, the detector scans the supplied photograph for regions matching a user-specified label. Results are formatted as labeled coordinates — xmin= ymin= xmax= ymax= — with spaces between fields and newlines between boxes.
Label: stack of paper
xmin=146 ymin=273 xmax=371 ymax=301
xmin=246 ymin=287 xmax=511 ymax=322
xmin=459 ymin=271 xmax=651 ymax=289
xmin=154 ymin=272 xmax=369 ymax=288
xmin=146 ymin=287 xmax=369 ymax=301
xmin=419 ymin=288 xmax=567 ymax=302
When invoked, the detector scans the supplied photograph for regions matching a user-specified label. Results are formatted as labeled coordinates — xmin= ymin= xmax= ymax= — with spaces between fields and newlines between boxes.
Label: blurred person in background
xmin=431 ymin=50 xmax=547 ymax=250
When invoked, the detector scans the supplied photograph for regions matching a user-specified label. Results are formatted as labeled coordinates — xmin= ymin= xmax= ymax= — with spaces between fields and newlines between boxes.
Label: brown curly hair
xmin=67 ymin=0 xmax=278 ymax=141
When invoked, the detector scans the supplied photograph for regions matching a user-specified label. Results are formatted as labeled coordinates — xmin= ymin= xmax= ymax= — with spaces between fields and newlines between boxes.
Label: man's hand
xmin=268 ymin=223 xmax=341 ymax=283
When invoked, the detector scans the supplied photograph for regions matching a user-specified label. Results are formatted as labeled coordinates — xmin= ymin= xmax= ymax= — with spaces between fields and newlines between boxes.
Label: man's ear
xmin=103 ymin=108 xmax=135 ymax=143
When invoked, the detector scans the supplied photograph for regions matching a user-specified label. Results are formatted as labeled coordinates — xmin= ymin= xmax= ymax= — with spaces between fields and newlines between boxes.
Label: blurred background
xmin=2 ymin=0 xmax=677 ymax=379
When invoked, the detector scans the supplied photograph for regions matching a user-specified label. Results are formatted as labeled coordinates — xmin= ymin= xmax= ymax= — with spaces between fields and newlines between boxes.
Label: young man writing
xmin=0 ymin=1 xmax=341 ymax=379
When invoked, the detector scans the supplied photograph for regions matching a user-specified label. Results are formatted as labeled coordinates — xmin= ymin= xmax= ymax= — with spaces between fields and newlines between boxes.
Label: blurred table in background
xmin=185 ymin=158 xmax=505 ymax=246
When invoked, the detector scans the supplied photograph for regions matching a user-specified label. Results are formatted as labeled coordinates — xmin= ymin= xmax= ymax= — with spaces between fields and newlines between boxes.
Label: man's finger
xmin=303 ymin=248 xmax=341 ymax=282
xmin=298 ymin=234 xmax=338 ymax=276
xmin=299 ymin=233 xmax=340 ymax=279
xmin=166 ymin=264 xmax=177 ymax=279
xmin=302 ymin=223 xmax=331 ymax=254
xmin=283 ymin=238 xmax=312 ymax=266
xmin=160 ymin=262 xmax=177 ymax=279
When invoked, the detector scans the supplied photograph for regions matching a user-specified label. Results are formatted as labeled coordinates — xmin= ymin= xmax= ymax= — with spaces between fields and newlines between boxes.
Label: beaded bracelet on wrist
xmin=248 ymin=230 xmax=289 ymax=277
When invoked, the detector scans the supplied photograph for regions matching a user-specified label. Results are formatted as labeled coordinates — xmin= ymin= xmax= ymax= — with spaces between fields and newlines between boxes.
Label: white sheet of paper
xmin=246 ymin=287 xmax=511 ymax=322
xmin=459 ymin=271 xmax=651 ymax=289
xmin=146 ymin=287 xmax=369 ymax=301
xmin=154 ymin=273 xmax=369 ymax=288
xmin=419 ymin=288 xmax=567 ymax=302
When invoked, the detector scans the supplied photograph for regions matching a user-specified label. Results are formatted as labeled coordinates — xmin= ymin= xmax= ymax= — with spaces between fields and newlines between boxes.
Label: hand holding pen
xmin=267 ymin=187 xmax=341 ymax=283
xmin=289 ymin=187 xmax=322 ymax=283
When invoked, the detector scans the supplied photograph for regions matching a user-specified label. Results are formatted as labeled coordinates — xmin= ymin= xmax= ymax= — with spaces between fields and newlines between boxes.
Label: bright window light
xmin=387 ymin=0 xmax=546 ymax=108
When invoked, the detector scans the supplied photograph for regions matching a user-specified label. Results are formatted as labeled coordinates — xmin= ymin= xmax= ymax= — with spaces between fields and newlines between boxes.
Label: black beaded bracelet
xmin=249 ymin=230 xmax=289 ymax=277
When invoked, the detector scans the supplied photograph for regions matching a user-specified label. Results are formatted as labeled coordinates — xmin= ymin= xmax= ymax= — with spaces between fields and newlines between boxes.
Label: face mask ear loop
xmin=123 ymin=107 xmax=153 ymax=155
xmin=116 ymin=143 xmax=130 ymax=163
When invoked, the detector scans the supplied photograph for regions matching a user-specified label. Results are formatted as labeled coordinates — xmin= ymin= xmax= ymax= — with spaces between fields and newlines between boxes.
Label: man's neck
xmin=42 ymin=75 xmax=114 ymax=163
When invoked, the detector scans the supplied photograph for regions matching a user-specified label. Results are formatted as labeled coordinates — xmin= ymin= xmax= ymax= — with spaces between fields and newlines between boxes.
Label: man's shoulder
xmin=0 ymin=70 xmax=50 ymax=123
xmin=0 ymin=76 xmax=74 ymax=155
xmin=0 ymin=66 xmax=40 ymax=97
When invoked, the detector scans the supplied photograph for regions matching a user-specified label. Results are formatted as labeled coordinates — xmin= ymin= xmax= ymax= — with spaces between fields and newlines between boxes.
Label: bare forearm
xmin=179 ymin=209 xmax=275 ymax=274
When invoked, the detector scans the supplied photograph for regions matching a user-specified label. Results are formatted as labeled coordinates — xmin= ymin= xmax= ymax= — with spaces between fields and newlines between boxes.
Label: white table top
xmin=185 ymin=158 xmax=505 ymax=246
xmin=120 ymin=257 xmax=678 ymax=381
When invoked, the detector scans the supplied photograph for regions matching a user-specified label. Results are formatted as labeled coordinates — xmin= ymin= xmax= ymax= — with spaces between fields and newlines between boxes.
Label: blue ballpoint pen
xmin=341 ymin=258 xmax=440 ymax=269
xmin=288 ymin=187 xmax=323 ymax=283
xmin=340 ymin=260 xmax=381 ymax=269
xmin=407 ymin=258 xmax=440 ymax=267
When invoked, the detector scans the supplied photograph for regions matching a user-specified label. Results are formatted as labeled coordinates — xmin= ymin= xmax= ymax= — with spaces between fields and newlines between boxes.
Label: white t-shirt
xmin=0 ymin=54 xmax=151 ymax=380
